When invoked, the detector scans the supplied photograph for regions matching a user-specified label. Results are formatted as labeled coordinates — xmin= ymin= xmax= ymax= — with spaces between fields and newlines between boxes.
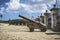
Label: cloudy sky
xmin=0 ymin=0 xmax=60 ymax=20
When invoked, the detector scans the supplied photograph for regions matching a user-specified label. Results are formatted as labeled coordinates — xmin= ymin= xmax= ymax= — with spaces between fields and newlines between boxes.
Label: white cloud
xmin=20 ymin=3 xmax=47 ymax=13
xmin=5 ymin=0 xmax=56 ymax=14
xmin=7 ymin=0 xmax=20 ymax=10
xmin=19 ymin=0 xmax=56 ymax=13
xmin=32 ymin=0 xmax=42 ymax=2
xmin=0 ymin=7 xmax=5 ymax=14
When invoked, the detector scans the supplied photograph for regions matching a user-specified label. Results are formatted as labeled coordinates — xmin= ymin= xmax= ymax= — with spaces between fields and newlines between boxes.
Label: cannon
xmin=19 ymin=15 xmax=47 ymax=32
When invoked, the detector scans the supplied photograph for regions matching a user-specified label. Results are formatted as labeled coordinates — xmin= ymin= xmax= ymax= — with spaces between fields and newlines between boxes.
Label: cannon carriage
xmin=19 ymin=15 xmax=47 ymax=32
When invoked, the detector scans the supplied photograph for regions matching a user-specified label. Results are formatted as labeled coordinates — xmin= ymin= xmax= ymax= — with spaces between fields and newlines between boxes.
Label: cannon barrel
xmin=19 ymin=15 xmax=39 ymax=23
xmin=19 ymin=15 xmax=46 ymax=26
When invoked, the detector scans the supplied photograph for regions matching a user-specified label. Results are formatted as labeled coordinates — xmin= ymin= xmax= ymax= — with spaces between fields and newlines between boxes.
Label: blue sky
xmin=0 ymin=0 xmax=60 ymax=21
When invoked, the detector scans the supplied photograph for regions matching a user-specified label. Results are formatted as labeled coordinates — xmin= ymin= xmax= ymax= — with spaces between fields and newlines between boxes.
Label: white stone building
xmin=40 ymin=5 xmax=60 ymax=32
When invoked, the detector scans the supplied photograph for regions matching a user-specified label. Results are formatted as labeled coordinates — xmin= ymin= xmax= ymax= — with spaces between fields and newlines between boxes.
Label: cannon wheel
xmin=29 ymin=27 xmax=34 ymax=32
xmin=40 ymin=26 xmax=47 ymax=32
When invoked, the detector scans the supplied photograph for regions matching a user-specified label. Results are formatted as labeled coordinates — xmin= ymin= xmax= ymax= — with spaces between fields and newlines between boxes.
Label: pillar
xmin=40 ymin=14 xmax=44 ymax=23
xmin=44 ymin=10 xmax=50 ymax=28
xmin=50 ymin=4 xmax=59 ymax=31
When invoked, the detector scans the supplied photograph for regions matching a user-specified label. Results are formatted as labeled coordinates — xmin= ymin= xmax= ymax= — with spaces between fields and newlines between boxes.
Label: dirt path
xmin=0 ymin=23 xmax=59 ymax=40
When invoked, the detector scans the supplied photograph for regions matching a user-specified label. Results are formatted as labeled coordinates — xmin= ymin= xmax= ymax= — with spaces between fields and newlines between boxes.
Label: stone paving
xmin=0 ymin=23 xmax=60 ymax=40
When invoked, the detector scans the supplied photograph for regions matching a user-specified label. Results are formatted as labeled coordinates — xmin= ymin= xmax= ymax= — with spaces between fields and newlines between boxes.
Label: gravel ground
xmin=0 ymin=23 xmax=60 ymax=40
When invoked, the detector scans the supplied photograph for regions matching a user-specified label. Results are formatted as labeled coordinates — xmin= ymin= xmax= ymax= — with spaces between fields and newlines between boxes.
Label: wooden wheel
xmin=40 ymin=26 xmax=47 ymax=32
xmin=29 ymin=27 xmax=34 ymax=32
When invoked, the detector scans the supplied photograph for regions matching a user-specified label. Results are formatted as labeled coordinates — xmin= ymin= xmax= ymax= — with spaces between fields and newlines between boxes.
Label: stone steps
xmin=45 ymin=29 xmax=60 ymax=35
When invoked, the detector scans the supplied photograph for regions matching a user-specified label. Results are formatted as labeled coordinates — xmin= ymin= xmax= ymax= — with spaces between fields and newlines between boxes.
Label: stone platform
xmin=45 ymin=29 xmax=60 ymax=35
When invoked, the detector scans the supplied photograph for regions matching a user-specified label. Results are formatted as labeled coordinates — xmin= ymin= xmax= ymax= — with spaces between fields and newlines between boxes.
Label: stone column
xmin=51 ymin=12 xmax=57 ymax=29
xmin=44 ymin=10 xmax=50 ymax=27
xmin=40 ymin=14 xmax=44 ymax=23
xmin=50 ymin=4 xmax=59 ymax=31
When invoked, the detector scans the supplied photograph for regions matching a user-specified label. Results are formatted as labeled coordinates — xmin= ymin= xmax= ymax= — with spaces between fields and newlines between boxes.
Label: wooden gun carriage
xmin=19 ymin=15 xmax=47 ymax=32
